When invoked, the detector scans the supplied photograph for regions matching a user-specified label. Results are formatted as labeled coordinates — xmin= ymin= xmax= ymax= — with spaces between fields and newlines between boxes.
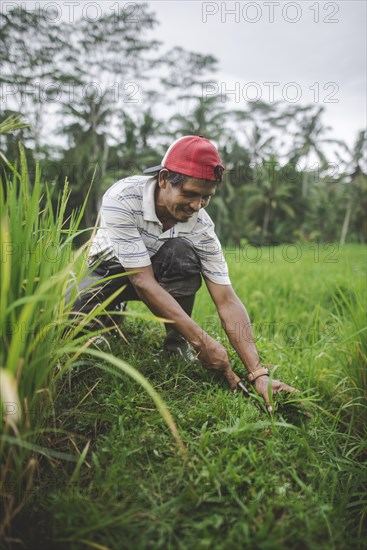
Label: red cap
xmin=144 ymin=136 xmax=224 ymax=181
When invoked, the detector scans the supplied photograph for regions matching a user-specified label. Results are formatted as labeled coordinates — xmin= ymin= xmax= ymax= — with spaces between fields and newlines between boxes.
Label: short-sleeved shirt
xmin=88 ymin=175 xmax=231 ymax=285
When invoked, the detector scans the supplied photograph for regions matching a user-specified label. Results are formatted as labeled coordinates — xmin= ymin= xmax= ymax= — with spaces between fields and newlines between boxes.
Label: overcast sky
xmin=3 ymin=0 xmax=366 ymax=153
xmin=149 ymin=0 xmax=366 ymax=149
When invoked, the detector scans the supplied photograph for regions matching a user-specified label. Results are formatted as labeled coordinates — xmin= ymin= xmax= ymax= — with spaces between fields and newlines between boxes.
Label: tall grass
xmin=330 ymin=286 xmax=367 ymax=433
xmin=0 ymin=122 xmax=184 ymax=541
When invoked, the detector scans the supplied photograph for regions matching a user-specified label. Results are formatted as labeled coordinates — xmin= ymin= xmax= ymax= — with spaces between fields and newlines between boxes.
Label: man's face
xmin=157 ymin=173 xmax=217 ymax=223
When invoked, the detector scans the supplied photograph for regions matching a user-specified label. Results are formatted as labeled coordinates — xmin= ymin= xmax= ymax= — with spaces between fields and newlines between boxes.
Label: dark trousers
xmin=68 ymin=238 xmax=202 ymax=328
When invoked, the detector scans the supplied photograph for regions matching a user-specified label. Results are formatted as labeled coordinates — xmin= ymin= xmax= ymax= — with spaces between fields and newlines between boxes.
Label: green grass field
xmin=13 ymin=244 xmax=367 ymax=549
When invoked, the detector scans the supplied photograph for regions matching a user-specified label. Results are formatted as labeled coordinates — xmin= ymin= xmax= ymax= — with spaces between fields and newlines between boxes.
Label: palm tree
xmin=168 ymin=95 xmax=228 ymax=142
xmin=338 ymin=130 xmax=367 ymax=244
xmin=245 ymin=156 xmax=295 ymax=241
xmin=160 ymin=47 xmax=218 ymax=97
xmin=288 ymin=105 xmax=341 ymax=197
xmin=56 ymin=88 xmax=114 ymax=227
xmin=231 ymin=102 xmax=277 ymax=164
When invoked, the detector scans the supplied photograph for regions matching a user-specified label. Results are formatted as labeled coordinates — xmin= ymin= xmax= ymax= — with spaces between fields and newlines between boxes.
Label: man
xmin=72 ymin=136 xmax=296 ymax=412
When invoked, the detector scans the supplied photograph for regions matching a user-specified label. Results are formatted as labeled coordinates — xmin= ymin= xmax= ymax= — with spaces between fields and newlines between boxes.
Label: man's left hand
xmin=253 ymin=376 xmax=299 ymax=413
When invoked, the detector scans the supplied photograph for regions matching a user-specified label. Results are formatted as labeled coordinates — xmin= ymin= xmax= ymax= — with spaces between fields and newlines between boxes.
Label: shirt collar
xmin=142 ymin=177 xmax=160 ymax=222
xmin=175 ymin=214 xmax=199 ymax=233
xmin=142 ymin=176 xmax=199 ymax=232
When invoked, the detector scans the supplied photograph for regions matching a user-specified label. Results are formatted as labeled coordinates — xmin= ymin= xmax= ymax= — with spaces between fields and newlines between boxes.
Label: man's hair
xmin=166 ymin=171 xmax=189 ymax=187
xmin=161 ymin=168 xmax=223 ymax=187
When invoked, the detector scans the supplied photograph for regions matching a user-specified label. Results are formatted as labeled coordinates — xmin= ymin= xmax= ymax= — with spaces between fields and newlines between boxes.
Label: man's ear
xmin=158 ymin=169 xmax=169 ymax=189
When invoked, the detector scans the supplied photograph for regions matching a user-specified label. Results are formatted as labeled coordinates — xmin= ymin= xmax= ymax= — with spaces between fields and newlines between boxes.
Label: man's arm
xmin=127 ymin=266 xmax=240 ymax=389
xmin=204 ymin=278 xmax=298 ymax=410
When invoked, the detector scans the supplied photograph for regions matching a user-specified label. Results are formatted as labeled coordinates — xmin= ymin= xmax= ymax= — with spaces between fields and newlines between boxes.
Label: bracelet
xmin=247 ymin=367 xmax=269 ymax=383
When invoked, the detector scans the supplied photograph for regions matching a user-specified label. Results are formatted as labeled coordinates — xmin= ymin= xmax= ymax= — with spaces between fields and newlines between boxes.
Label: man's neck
xmin=155 ymin=206 xmax=176 ymax=231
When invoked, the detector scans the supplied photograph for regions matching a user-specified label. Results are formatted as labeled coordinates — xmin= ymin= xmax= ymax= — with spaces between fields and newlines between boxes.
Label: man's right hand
xmin=196 ymin=336 xmax=241 ymax=390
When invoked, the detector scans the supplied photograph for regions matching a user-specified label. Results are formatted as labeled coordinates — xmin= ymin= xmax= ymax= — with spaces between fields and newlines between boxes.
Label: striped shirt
xmin=88 ymin=175 xmax=231 ymax=285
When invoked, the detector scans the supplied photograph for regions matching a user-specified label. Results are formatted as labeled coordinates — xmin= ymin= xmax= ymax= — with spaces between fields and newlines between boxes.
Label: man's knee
xmin=152 ymin=238 xmax=202 ymax=297
xmin=153 ymin=238 xmax=200 ymax=273
xmin=159 ymin=237 xmax=197 ymax=258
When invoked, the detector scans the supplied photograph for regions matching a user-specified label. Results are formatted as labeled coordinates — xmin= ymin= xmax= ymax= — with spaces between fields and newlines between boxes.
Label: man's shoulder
xmin=196 ymin=208 xmax=216 ymax=232
xmin=104 ymin=175 xmax=150 ymax=202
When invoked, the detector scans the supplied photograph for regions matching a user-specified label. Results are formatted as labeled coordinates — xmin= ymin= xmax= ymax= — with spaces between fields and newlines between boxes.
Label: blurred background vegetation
xmin=1 ymin=3 xmax=366 ymax=245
